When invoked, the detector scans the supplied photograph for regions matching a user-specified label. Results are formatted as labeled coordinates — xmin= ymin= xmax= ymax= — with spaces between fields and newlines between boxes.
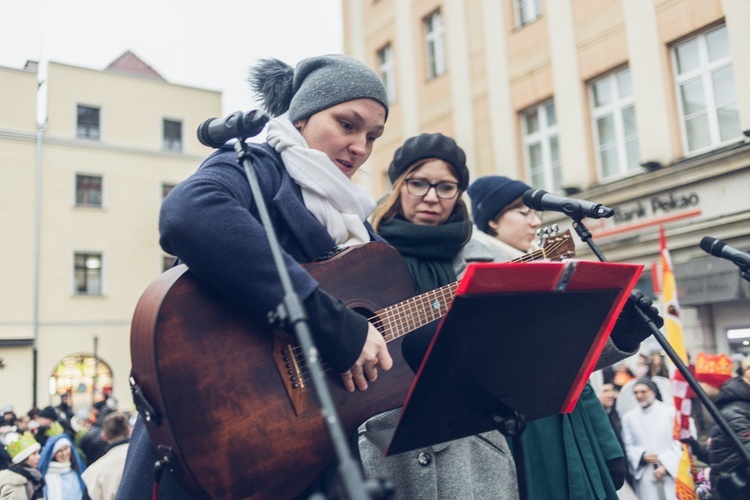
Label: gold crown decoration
xmin=6 ymin=431 xmax=41 ymax=464
xmin=695 ymin=352 xmax=734 ymax=389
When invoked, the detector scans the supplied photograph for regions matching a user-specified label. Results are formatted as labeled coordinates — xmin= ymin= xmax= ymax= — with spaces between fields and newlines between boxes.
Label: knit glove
xmin=609 ymin=289 xmax=664 ymax=353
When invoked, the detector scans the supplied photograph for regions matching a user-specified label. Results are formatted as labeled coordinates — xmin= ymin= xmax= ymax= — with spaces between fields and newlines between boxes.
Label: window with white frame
xmin=75 ymin=174 xmax=103 ymax=207
xmin=377 ymin=44 xmax=397 ymax=104
xmin=424 ymin=10 xmax=446 ymax=80
xmin=522 ymin=100 xmax=561 ymax=192
xmin=74 ymin=252 xmax=102 ymax=295
xmin=590 ymin=67 xmax=640 ymax=180
xmin=514 ymin=0 xmax=541 ymax=28
xmin=163 ymin=119 xmax=183 ymax=152
xmin=77 ymin=105 xmax=100 ymax=140
xmin=673 ymin=25 xmax=740 ymax=153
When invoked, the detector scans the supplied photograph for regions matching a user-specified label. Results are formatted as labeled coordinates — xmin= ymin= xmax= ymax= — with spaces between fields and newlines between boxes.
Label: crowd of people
xmin=5 ymin=52 xmax=748 ymax=499
xmin=0 ymin=396 xmax=132 ymax=499
xmin=592 ymin=352 xmax=750 ymax=500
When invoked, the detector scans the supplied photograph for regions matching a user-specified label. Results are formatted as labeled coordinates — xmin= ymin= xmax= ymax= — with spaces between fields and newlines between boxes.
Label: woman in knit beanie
xmin=467 ymin=175 xmax=642 ymax=500
xmin=365 ymin=133 xmax=520 ymax=499
xmin=120 ymin=54 xmax=395 ymax=499
xmin=466 ymin=175 xmax=540 ymax=259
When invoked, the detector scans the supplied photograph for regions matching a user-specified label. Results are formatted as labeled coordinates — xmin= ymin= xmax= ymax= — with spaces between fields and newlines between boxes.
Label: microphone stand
xmin=571 ymin=217 xmax=750 ymax=479
xmin=230 ymin=133 xmax=386 ymax=500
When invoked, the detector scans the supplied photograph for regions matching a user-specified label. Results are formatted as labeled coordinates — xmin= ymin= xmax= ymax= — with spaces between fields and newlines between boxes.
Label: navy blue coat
xmin=118 ymin=142 xmax=380 ymax=499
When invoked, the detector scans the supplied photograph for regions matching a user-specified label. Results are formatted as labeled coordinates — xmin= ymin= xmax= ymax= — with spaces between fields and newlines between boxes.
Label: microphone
xmin=197 ymin=109 xmax=270 ymax=148
xmin=700 ymin=237 xmax=750 ymax=270
xmin=522 ymin=189 xmax=615 ymax=219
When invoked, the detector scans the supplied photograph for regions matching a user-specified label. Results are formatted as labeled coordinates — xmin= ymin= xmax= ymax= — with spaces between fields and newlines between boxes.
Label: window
xmin=673 ymin=25 xmax=740 ymax=153
xmin=163 ymin=119 xmax=183 ymax=152
xmin=590 ymin=67 xmax=640 ymax=180
xmin=377 ymin=44 xmax=397 ymax=104
xmin=424 ymin=10 xmax=446 ymax=79
xmin=514 ymin=0 xmax=541 ymax=27
xmin=75 ymin=174 xmax=103 ymax=207
xmin=522 ymin=100 xmax=561 ymax=192
xmin=77 ymin=105 xmax=100 ymax=140
xmin=74 ymin=252 xmax=102 ymax=295
xmin=162 ymin=183 xmax=176 ymax=200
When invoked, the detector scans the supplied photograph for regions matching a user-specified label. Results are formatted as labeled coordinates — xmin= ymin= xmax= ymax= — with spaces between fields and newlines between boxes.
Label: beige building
xmin=345 ymin=0 xmax=750 ymax=356
xmin=0 ymin=52 xmax=221 ymax=413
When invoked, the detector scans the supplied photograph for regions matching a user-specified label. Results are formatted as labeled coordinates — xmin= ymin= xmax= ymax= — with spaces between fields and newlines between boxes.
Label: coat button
xmin=417 ymin=452 xmax=432 ymax=466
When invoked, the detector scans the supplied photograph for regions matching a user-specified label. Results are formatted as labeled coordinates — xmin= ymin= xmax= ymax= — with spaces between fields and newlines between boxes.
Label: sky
xmin=0 ymin=0 xmax=345 ymax=117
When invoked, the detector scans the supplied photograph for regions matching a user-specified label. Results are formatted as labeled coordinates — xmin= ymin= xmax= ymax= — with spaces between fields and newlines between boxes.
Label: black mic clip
xmin=197 ymin=109 xmax=270 ymax=148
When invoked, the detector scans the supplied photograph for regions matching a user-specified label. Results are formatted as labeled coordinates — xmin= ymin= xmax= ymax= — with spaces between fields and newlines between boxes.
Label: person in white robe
xmin=621 ymin=377 xmax=688 ymax=500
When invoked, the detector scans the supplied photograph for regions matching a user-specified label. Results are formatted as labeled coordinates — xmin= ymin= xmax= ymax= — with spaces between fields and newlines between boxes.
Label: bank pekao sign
xmin=613 ymin=190 xmax=700 ymax=224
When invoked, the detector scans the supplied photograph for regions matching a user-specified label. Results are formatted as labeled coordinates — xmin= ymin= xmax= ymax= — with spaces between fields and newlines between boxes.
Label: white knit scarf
xmin=265 ymin=113 xmax=374 ymax=247
xmin=44 ymin=460 xmax=72 ymax=500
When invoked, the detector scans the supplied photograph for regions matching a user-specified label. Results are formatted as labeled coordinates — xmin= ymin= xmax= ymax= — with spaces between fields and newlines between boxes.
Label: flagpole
xmin=571 ymin=217 xmax=750 ymax=478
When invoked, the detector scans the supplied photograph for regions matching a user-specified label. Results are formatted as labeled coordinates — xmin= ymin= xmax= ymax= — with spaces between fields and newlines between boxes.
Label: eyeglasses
xmin=515 ymin=208 xmax=541 ymax=222
xmin=404 ymin=178 xmax=460 ymax=199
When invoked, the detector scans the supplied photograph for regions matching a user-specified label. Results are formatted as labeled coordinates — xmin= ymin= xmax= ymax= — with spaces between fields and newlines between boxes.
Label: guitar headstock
xmin=537 ymin=226 xmax=575 ymax=261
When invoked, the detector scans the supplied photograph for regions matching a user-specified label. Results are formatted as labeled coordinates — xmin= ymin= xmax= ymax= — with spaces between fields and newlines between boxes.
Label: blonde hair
xmin=370 ymin=159 xmax=468 ymax=233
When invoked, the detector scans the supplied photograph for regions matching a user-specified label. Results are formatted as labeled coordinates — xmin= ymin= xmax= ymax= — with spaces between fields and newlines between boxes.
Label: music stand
xmin=380 ymin=260 xmax=642 ymax=455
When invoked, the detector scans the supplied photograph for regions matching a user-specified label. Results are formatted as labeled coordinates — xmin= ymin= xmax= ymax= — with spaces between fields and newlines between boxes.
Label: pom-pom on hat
xmin=7 ymin=432 xmax=41 ymax=464
xmin=467 ymin=175 xmax=532 ymax=233
xmin=388 ymin=133 xmax=469 ymax=190
xmin=249 ymin=55 xmax=389 ymax=122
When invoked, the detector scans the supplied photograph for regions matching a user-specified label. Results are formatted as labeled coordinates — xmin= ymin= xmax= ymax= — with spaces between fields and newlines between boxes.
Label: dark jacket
xmin=118 ymin=142 xmax=381 ymax=499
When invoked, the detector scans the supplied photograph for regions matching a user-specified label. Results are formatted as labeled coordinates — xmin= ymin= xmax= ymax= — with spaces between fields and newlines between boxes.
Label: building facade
xmin=0 ymin=52 xmax=221 ymax=413
xmin=344 ymin=0 xmax=750 ymax=357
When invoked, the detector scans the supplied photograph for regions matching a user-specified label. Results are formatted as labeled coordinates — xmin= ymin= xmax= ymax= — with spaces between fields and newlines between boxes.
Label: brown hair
xmin=370 ymin=159 xmax=468 ymax=234
xmin=102 ymin=412 xmax=130 ymax=441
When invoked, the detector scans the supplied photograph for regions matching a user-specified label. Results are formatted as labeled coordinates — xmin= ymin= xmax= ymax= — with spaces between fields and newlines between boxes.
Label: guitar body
xmin=130 ymin=242 xmax=417 ymax=499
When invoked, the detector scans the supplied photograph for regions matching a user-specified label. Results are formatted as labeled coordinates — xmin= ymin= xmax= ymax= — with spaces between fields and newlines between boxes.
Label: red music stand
xmin=383 ymin=259 xmax=643 ymax=456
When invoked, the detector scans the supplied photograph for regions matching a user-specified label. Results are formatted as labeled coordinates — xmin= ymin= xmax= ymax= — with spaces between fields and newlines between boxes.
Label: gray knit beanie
xmin=248 ymin=54 xmax=389 ymax=122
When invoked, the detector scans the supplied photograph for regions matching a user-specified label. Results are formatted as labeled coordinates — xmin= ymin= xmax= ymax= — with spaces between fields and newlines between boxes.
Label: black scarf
xmin=377 ymin=206 xmax=472 ymax=293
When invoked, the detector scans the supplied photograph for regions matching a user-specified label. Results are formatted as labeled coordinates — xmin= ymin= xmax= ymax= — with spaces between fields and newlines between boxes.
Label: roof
xmin=104 ymin=50 xmax=166 ymax=81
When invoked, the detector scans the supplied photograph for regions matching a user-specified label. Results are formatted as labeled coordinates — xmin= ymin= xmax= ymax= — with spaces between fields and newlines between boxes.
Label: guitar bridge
xmin=272 ymin=329 xmax=308 ymax=416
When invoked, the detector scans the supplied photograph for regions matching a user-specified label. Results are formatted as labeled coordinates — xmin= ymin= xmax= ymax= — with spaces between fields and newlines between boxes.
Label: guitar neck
xmin=374 ymin=250 xmax=540 ymax=342
xmin=377 ymin=282 xmax=459 ymax=342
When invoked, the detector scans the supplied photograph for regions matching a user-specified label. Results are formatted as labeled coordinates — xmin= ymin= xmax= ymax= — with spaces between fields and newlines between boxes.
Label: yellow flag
xmin=660 ymin=226 xmax=697 ymax=499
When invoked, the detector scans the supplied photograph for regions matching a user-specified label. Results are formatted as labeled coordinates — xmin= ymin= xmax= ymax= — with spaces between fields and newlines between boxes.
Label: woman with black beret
xmin=364 ymin=133 xmax=520 ymax=499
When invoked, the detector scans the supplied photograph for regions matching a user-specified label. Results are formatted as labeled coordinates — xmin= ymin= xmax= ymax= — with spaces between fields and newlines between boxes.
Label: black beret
xmin=388 ymin=133 xmax=469 ymax=190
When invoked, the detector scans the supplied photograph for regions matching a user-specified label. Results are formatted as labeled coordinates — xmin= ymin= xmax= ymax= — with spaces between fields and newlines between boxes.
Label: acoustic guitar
xmin=130 ymin=231 xmax=574 ymax=499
